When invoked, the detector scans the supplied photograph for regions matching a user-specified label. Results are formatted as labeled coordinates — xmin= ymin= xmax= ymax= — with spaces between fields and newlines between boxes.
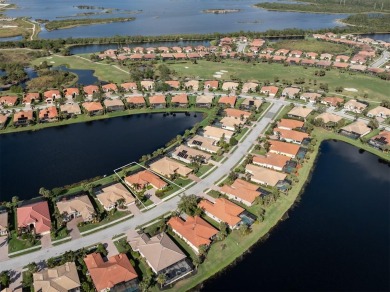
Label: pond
xmin=202 ymin=141 xmax=390 ymax=291
xmin=0 ymin=112 xmax=203 ymax=201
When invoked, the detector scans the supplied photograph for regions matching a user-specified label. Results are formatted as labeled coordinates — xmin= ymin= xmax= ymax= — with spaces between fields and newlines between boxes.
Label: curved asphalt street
xmin=0 ymin=103 xmax=282 ymax=272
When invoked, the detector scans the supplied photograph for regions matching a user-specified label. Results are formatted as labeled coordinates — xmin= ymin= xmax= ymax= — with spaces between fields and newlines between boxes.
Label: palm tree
xmin=193 ymin=256 xmax=202 ymax=270
xmin=156 ymin=273 xmax=167 ymax=288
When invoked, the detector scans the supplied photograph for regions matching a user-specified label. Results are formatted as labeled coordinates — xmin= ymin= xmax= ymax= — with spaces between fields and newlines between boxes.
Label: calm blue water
xmin=54 ymin=65 xmax=99 ymax=85
xmin=0 ymin=113 xmax=203 ymax=200
xmin=361 ymin=33 xmax=390 ymax=42
xmin=4 ymin=0 xmax=347 ymax=39
xmin=202 ymin=141 xmax=390 ymax=291
xmin=0 ymin=35 xmax=22 ymax=42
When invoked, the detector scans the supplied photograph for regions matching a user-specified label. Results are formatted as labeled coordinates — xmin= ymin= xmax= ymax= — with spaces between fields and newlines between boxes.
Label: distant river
xmin=202 ymin=141 xmax=390 ymax=291
xmin=0 ymin=113 xmax=202 ymax=201
xmin=4 ymin=0 xmax=347 ymax=39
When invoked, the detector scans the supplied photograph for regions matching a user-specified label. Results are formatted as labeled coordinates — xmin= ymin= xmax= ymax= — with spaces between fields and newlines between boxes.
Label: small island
xmin=44 ymin=17 xmax=135 ymax=31
xmin=203 ymin=9 xmax=240 ymax=14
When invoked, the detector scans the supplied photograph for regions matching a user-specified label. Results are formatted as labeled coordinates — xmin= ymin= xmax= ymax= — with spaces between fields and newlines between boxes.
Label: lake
xmin=0 ymin=112 xmax=203 ymax=201
xmin=202 ymin=141 xmax=390 ymax=291
xmin=4 ymin=0 xmax=347 ymax=39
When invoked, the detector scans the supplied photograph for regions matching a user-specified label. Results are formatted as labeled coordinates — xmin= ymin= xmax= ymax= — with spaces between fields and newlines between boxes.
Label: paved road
xmin=0 ymin=103 xmax=282 ymax=272
xmin=370 ymin=50 xmax=390 ymax=68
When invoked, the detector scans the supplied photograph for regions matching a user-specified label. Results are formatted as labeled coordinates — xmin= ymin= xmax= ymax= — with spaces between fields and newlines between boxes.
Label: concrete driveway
xmin=103 ymin=240 xmax=119 ymax=258
xmin=41 ymin=234 xmax=52 ymax=249
xmin=127 ymin=204 xmax=141 ymax=216
xmin=0 ymin=236 xmax=8 ymax=261
xmin=67 ymin=217 xmax=82 ymax=240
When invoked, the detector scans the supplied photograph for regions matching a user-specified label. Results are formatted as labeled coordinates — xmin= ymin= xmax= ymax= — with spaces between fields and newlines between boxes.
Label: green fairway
xmin=167 ymin=60 xmax=390 ymax=102
xmin=31 ymin=55 xmax=129 ymax=83
xmin=270 ymin=39 xmax=351 ymax=54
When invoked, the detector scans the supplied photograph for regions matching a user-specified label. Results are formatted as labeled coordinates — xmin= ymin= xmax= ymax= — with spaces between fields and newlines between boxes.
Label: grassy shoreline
xmin=167 ymin=130 xmax=389 ymax=291
xmin=44 ymin=17 xmax=135 ymax=31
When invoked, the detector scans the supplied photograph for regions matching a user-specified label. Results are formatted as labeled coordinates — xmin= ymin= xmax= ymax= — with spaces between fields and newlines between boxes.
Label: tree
xmin=156 ymin=273 xmax=167 ymax=288
xmin=116 ymin=198 xmax=125 ymax=208
xmin=229 ymin=137 xmax=238 ymax=146
xmin=39 ymin=187 xmax=53 ymax=198
xmin=27 ymin=262 xmax=38 ymax=273
xmin=193 ymin=256 xmax=202 ymax=270
xmin=198 ymin=244 xmax=208 ymax=257
xmin=178 ymin=194 xmax=200 ymax=216
xmin=47 ymin=257 xmax=56 ymax=268
xmin=368 ymin=118 xmax=379 ymax=129
xmin=96 ymin=243 xmax=108 ymax=256
xmin=228 ymin=171 xmax=238 ymax=182
xmin=0 ymin=271 xmax=10 ymax=288
xmin=239 ymin=223 xmax=250 ymax=236
xmin=216 ymin=222 xmax=228 ymax=240
xmin=11 ymin=196 xmax=19 ymax=206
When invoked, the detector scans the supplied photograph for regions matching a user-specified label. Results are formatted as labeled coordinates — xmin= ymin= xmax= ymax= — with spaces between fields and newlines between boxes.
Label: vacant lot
xmin=167 ymin=60 xmax=389 ymax=102
xmin=271 ymin=39 xmax=351 ymax=54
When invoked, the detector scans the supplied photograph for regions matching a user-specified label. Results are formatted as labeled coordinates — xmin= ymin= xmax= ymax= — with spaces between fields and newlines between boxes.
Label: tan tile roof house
xmin=0 ymin=211 xmax=8 ymax=236
xmin=242 ymin=82 xmax=258 ymax=93
xmin=321 ymin=97 xmax=344 ymax=107
xmin=281 ymin=87 xmax=301 ymax=98
xmin=149 ymin=157 xmax=193 ymax=178
xmin=0 ymin=95 xmax=18 ymax=106
xmin=84 ymin=253 xmax=138 ymax=292
xmin=288 ymin=107 xmax=313 ymax=119
xmin=140 ymin=80 xmax=154 ymax=90
xmin=196 ymin=95 xmax=214 ymax=107
xmin=82 ymin=102 xmax=104 ymax=115
xmin=60 ymin=104 xmax=82 ymax=116
xmin=220 ymin=116 xmax=244 ymax=131
xmin=185 ymin=80 xmax=199 ymax=91
xmin=344 ymin=99 xmax=367 ymax=113
xmin=97 ymin=183 xmax=135 ymax=211
xmin=56 ymin=195 xmax=96 ymax=222
xmin=33 ymin=262 xmax=81 ymax=292
xmin=241 ymin=97 xmax=262 ymax=109
xmin=171 ymin=144 xmax=212 ymax=164
xmin=245 ymin=164 xmax=287 ymax=187
xmin=367 ymin=106 xmax=390 ymax=118
xmin=253 ymin=152 xmax=291 ymax=172
xmin=221 ymin=82 xmax=239 ymax=91
xmin=17 ymin=201 xmax=51 ymax=235
xmin=198 ymin=198 xmax=244 ymax=229
xmin=341 ymin=121 xmax=371 ymax=137
xmin=269 ymin=140 xmax=301 ymax=158
xmin=13 ymin=110 xmax=34 ymax=126
xmin=218 ymin=96 xmax=237 ymax=108
xmin=187 ymin=135 xmax=220 ymax=154
xmin=129 ymin=232 xmax=187 ymax=274
xmin=300 ymin=92 xmax=321 ymax=103
xmin=125 ymin=170 xmax=168 ymax=190
xmin=315 ymin=112 xmax=343 ymax=124
xmin=220 ymin=179 xmax=261 ymax=206
xmin=103 ymin=99 xmax=125 ymax=112
xmin=203 ymin=126 xmax=233 ymax=141
xmin=167 ymin=216 xmax=218 ymax=254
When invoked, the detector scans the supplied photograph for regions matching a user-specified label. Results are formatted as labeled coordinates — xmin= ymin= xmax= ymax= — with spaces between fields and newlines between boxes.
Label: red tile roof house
xmin=84 ymin=253 xmax=138 ymax=292
xmin=64 ymin=88 xmax=79 ymax=99
xmin=269 ymin=140 xmax=300 ymax=158
xmin=13 ymin=110 xmax=34 ymax=126
xmin=126 ymin=96 xmax=145 ymax=108
xmin=0 ymin=114 xmax=8 ymax=129
xmin=0 ymin=95 xmax=18 ymax=107
xmin=102 ymin=83 xmax=118 ymax=93
xmin=167 ymin=216 xmax=218 ymax=254
xmin=260 ymin=86 xmax=279 ymax=97
xmin=103 ymin=99 xmax=125 ymax=112
xmin=121 ymin=82 xmax=137 ymax=92
xmin=39 ymin=106 xmax=58 ymax=123
xmin=125 ymin=170 xmax=167 ymax=190
xmin=149 ymin=95 xmax=166 ymax=109
xmin=305 ymin=52 xmax=318 ymax=59
xmin=83 ymin=85 xmax=100 ymax=98
xmin=198 ymin=198 xmax=244 ymax=229
xmin=82 ymin=101 xmax=104 ymax=116
xmin=171 ymin=94 xmax=188 ymax=108
xmin=220 ymin=178 xmax=261 ymax=206
xmin=335 ymin=55 xmax=350 ymax=62
xmin=165 ymin=80 xmax=181 ymax=90
xmin=43 ymin=90 xmax=61 ymax=103
xmin=218 ymin=96 xmax=237 ymax=108
xmin=321 ymin=97 xmax=344 ymax=107
xmin=253 ymin=152 xmax=291 ymax=172
xmin=23 ymin=93 xmax=40 ymax=105
xmin=289 ymin=50 xmax=303 ymax=58
xmin=17 ymin=201 xmax=51 ymax=235
xmin=204 ymin=80 xmax=219 ymax=90
xmin=277 ymin=119 xmax=304 ymax=131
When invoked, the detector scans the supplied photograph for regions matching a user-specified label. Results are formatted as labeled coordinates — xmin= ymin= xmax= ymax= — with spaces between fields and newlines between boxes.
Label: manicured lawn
xmin=234 ymin=127 xmax=249 ymax=141
xmin=270 ymin=39 xmax=351 ymax=55
xmin=195 ymin=164 xmax=214 ymax=177
xmin=167 ymin=60 xmax=390 ymax=102
xmin=8 ymin=231 xmax=41 ymax=253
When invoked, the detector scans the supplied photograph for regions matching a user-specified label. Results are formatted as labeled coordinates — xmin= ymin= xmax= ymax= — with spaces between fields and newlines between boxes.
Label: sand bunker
xmin=344 ymin=88 xmax=358 ymax=92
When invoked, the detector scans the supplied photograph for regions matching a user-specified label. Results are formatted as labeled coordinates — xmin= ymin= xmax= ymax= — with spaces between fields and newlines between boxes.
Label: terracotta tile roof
xmin=220 ymin=179 xmax=261 ymax=205
xmin=275 ymin=49 xmax=289 ymax=55
xmin=165 ymin=80 xmax=180 ymax=89
xmin=245 ymin=164 xmax=287 ymax=187
xmin=0 ymin=114 xmax=7 ymax=124
xmin=56 ymin=195 xmax=95 ymax=221
xmin=121 ymin=82 xmax=137 ymax=90
xmin=370 ymin=131 xmax=390 ymax=145
xmin=322 ymin=97 xmax=344 ymax=106
xmin=333 ymin=62 xmax=349 ymax=68
xmin=102 ymin=83 xmax=118 ymax=92
xmin=341 ymin=121 xmax=371 ymax=136
xmin=218 ymin=96 xmax=237 ymax=107
xmin=253 ymin=153 xmax=291 ymax=169
xmin=198 ymin=198 xmax=244 ymax=227
xmin=250 ymin=39 xmax=265 ymax=47
xmin=13 ymin=110 xmax=33 ymax=123
xmin=335 ymin=55 xmax=350 ymax=62
xmin=149 ymin=95 xmax=166 ymax=104
xmin=17 ymin=201 xmax=51 ymax=234
xmin=82 ymin=102 xmax=103 ymax=112
xmin=204 ymin=80 xmax=219 ymax=89
xmin=274 ymin=128 xmax=309 ymax=143
xmin=196 ymin=95 xmax=213 ymax=104
xmin=83 ymin=85 xmax=99 ymax=96
xmin=126 ymin=96 xmax=145 ymax=104
xmin=270 ymin=140 xmax=300 ymax=157
xmin=224 ymin=108 xmax=250 ymax=118
xmin=288 ymin=107 xmax=313 ymax=118
xmin=171 ymin=94 xmax=188 ymax=104
xmin=125 ymin=170 xmax=167 ymax=189
xmin=316 ymin=60 xmax=332 ymax=67
xmin=301 ymin=59 xmax=317 ymax=65
xmin=260 ymin=86 xmax=279 ymax=95
xmin=0 ymin=95 xmax=18 ymax=106
xmin=39 ymin=106 xmax=58 ymax=119
xmin=278 ymin=119 xmax=304 ymax=130
xmin=84 ymin=253 xmax=137 ymax=291
xmin=23 ymin=93 xmax=40 ymax=104
xmin=130 ymin=54 xmax=143 ymax=60
xmin=173 ymin=53 xmax=187 ymax=59
xmin=315 ymin=112 xmax=343 ymax=124
xmin=167 ymin=216 xmax=218 ymax=249
xmin=306 ymin=52 xmax=318 ymax=59
xmin=64 ymin=87 xmax=79 ymax=96
xmin=43 ymin=90 xmax=61 ymax=100
xmin=33 ymin=262 xmax=81 ymax=292
xmin=129 ymin=232 xmax=186 ymax=273
xmin=150 ymin=157 xmax=192 ymax=177
xmin=97 ymin=183 xmax=135 ymax=208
